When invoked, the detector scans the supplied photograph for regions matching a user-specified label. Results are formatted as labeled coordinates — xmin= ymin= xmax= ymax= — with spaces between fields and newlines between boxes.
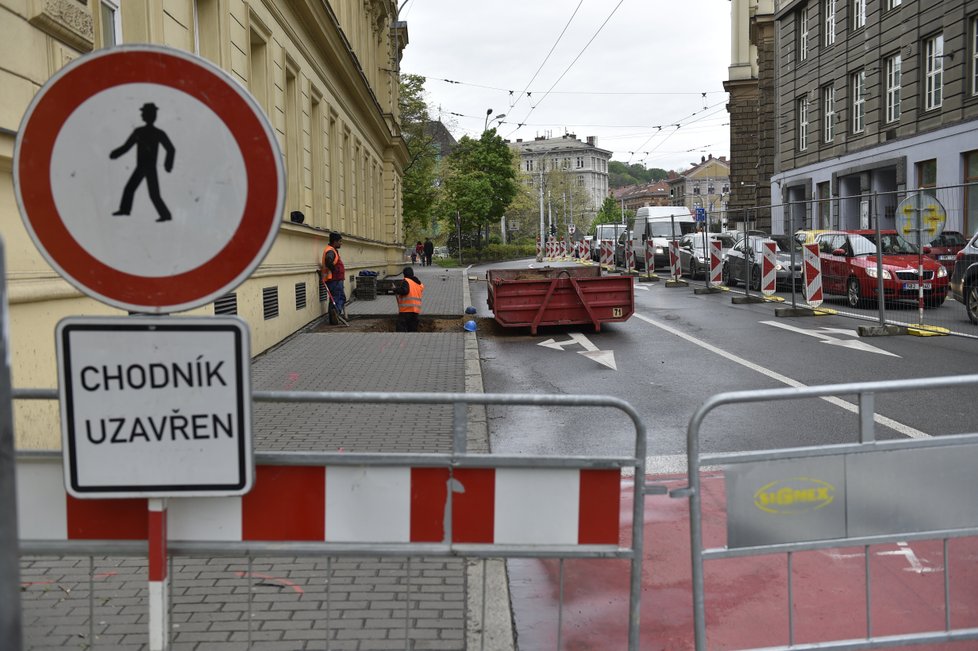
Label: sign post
xmin=13 ymin=45 xmax=284 ymax=651
xmin=897 ymin=193 xmax=947 ymax=325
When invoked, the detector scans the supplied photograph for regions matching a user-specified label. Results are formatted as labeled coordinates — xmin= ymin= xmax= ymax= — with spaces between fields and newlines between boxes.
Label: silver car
xmin=678 ymin=233 xmax=738 ymax=279
xmin=722 ymin=234 xmax=804 ymax=290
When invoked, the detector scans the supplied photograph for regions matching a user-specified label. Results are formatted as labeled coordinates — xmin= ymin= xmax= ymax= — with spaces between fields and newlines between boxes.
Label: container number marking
xmin=612 ymin=307 xmax=623 ymax=317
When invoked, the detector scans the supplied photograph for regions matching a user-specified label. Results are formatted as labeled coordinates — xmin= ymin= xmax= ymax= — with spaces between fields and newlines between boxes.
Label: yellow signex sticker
xmin=753 ymin=477 xmax=836 ymax=515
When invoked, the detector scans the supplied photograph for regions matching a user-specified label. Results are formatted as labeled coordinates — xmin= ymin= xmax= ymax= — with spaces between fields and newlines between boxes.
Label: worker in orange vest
xmin=394 ymin=266 xmax=424 ymax=332
xmin=320 ymin=232 xmax=346 ymax=319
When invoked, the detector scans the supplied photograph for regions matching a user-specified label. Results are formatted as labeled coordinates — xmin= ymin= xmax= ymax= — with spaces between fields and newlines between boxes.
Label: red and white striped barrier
xmin=624 ymin=240 xmax=635 ymax=273
xmin=761 ymin=240 xmax=777 ymax=296
xmin=709 ymin=239 xmax=723 ymax=285
xmin=601 ymin=240 xmax=614 ymax=267
xmin=559 ymin=240 xmax=568 ymax=259
xmin=644 ymin=242 xmax=654 ymax=274
xmin=580 ymin=239 xmax=590 ymax=260
xmin=669 ymin=241 xmax=681 ymax=279
xmin=546 ymin=237 xmax=555 ymax=259
xmin=803 ymin=243 xmax=823 ymax=307
xmin=18 ymin=461 xmax=621 ymax=546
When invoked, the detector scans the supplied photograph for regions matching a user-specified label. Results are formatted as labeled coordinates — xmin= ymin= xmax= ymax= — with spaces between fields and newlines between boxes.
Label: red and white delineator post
xmin=580 ymin=239 xmax=590 ymax=261
xmin=560 ymin=240 xmax=568 ymax=259
xmin=624 ymin=240 xmax=635 ymax=273
xmin=644 ymin=243 xmax=655 ymax=276
xmin=803 ymin=243 xmax=824 ymax=307
xmin=601 ymin=240 xmax=614 ymax=268
xmin=760 ymin=240 xmax=777 ymax=296
xmin=709 ymin=239 xmax=723 ymax=286
xmin=668 ymin=241 xmax=681 ymax=280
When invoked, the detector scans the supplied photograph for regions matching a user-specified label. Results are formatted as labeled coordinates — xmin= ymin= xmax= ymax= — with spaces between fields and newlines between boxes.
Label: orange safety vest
xmin=321 ymin=245 xmax=340 ymax=282
xmin=396 ymin=279 xmax=424 ymax=313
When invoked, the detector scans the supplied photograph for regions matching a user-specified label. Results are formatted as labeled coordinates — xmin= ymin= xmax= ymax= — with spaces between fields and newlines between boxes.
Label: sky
xmin=397 ymin=0 xmax=732 ymax=173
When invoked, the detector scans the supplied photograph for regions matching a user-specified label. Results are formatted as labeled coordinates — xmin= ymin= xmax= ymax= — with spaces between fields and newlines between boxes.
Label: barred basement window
xmin=214 ymin=292 xmax=237 ymax=316
xmin=295 ymin=282 xmax=307 ymax=310
xmin=319 ymin=281 xmax=328 ymax=303
xmin=262 ymin=286 xmax=279 ymax=320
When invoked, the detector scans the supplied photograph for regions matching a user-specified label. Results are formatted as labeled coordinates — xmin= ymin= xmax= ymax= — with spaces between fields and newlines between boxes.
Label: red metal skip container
xmin=487 ymin=266 xmax=634 ymax=335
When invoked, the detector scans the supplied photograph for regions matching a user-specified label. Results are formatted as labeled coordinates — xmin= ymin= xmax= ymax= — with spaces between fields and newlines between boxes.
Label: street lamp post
xmin=484 ymin=109 xmax=505 ymax=133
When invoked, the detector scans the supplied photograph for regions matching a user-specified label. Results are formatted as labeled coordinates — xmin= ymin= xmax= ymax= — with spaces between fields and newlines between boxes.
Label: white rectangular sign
xmin=56 ymin=316 xmax=253 ymax=498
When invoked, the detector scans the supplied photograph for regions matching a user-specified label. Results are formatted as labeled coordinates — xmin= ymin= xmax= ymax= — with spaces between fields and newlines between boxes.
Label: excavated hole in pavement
xmin=310 ymin=316 xmax=506 ymax=334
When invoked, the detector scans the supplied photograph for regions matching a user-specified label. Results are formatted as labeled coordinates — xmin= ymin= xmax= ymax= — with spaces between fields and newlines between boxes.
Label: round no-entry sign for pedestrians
xmin=13 ymin=45 xmax=285 ymax=313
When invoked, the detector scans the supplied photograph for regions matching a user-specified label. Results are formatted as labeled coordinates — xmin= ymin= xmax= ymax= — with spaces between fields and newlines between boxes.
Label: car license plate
xmin=939 ymin=255 xmax=955 ymax=260
xmin=903 ymin=282 xmax=932 ymax=290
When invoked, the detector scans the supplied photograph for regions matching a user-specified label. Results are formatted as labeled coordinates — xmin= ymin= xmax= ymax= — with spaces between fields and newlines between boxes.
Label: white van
xmin=618 ymin=206 xmax=697 ymax=269
xmin=591 ymin=223 xmax=627 ymax=261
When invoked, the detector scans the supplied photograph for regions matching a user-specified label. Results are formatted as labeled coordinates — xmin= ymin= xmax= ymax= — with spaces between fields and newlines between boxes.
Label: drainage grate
xmin=262 ymin=286 xmax=279 ymax=320
xmin=319 ymin=280 xmax=328 ymax=303
xmin=295 ymin=282 xmax=307 ymax=310
xmin=214 ymin=292 xmax=237 ymax=316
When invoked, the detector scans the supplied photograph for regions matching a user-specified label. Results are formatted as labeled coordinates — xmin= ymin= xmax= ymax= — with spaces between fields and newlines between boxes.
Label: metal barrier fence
xmin=683 ymin=373 xmax=978 ymax=650
xmin=623 ymin=185 xmax=978 ymax=338
xmin=15 ymin=388 xmax=653 ymax=651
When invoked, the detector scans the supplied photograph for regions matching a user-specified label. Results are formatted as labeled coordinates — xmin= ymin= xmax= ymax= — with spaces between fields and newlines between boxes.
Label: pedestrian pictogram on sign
xmin=13 ymin=45 xmax=285 ymax=314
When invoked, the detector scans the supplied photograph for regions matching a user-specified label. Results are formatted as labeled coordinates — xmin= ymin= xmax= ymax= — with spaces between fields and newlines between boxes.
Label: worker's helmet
xmin=463 ymin=320 xmax=477 ymax=332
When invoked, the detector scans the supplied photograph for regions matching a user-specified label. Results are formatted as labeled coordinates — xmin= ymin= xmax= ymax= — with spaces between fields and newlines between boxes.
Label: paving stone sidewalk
xmin=20 ymin=267 xmax=511 ymax=651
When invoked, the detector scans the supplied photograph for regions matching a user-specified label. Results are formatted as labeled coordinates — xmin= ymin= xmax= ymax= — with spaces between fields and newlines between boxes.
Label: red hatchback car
xmin=814 ymin=230 xmax=949 ymax=308
xmin=923 ymin=230 xmax=968 ymax=273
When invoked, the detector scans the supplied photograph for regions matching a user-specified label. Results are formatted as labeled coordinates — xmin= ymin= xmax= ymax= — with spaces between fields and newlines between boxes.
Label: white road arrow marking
xmin=537 ymin=332 xmax=617 ymax=370
xmin=635 ymin=284 xmax=650 ymax=291
xmin=760 ymin=321 xmax=900 ymax=357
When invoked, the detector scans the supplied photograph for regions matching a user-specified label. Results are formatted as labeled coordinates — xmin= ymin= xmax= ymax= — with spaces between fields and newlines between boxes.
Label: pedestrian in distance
xmin=394 ymin=266 xmax=424 ymax=332
xmin=109 ymin=102 xmax=175 ymax=222
xmin=320 ymin=232 xmax=346 ymax=322
xmin=423 ymin=237 xmax=434 ymax=267
xmin=410 ymin=249 xmax=417 ymax=264
xmin=415 ymin=241 xmax=424 ymax=266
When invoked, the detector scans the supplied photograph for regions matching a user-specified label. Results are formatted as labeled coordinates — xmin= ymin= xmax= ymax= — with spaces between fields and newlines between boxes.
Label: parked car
xmin=923 ymin=230 xmax=968 ymax=273
xmin=721 ymin=234 xmax=803 ymax=290
xmin=949 ymin=230 xmax=978 ymax=324
xmin=795 ymin=229 xmax=834 ymax=245
xmin=814 ymin=230 xmax=949 ymax=308
xmin=677 ymin=232 xmax=738 ymax=279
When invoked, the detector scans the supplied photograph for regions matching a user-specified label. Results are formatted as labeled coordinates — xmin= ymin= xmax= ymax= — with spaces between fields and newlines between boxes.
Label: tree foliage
xmin=608 ymin=161 xmax=670 ymax=188
xmin=592 ymin=197 xmax=622 ymax=227
xmin=399 ymin=74 xmax=438 ymax=238
xmin=438 ymin=129 xmax=518 ymax=248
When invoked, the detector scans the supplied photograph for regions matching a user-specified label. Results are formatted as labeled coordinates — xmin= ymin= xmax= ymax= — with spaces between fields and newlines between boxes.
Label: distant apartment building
xmin=612 ymin=179 xmax=673 ymax=212
xmin=733 ymin=0 xmax=978 ymax=235
xmin=0 ymin=0 xmax=408 ymax=447
xmin=511 ymin=134 xmax=612 ymax=223
xmin=668 ymin=155 xmax=731 ymax=222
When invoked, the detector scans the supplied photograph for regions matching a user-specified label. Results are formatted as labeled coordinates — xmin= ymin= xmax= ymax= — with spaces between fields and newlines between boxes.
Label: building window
xmin=886 ymin=0 xmax=901 ymax=8
xmin=799 ymin=4 xmax=809 ymax=62
xmin=965 ymin=151 xmax=978 ymax=235
xmin=851 ymin=71 xmax=865 ymax=133
xmin=916 ymin=159 xmax=937 ymax=194
xmin=525 ymin=160 xmax=532 ymax=172
xmin=924 ymin=34 xmax=944 ymax=111
xmin=852 ymin=0 xmax=865 ymax=30
xmin=576 ymin=156 xmax=584 ymax=168
xmin=98 ymin=0 xmax=122 ymax=48
xmin=886 ymin=54 xmax=902 ymax=122
xmin=248 ymin=19 xmax=270 ymax=113
xmin=798 ymin=97 xmax=809 ymax=151
xmin=822 ymin=85 xmax=835 ymax=143
xmin=824 ymin=0 xmax=836 ymax=47
xmin=972 ymin=17 xmax=978 ymax=96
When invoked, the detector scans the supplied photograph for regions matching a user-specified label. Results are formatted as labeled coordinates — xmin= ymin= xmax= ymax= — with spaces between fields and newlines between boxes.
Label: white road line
xmin=633 ymin=312 xmax=930 ymax=439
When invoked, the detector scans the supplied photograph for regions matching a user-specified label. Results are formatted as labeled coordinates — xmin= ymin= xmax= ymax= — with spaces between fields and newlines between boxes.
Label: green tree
xmin=399 ymin=74 xmax=438 ymax=238
xmin=438 ymin=129 xmax=518 ymax=249
xmin=608 ymin=161 xmax=671 ymax=188
xmin=592 ymin=197 xmax=621 ymax=226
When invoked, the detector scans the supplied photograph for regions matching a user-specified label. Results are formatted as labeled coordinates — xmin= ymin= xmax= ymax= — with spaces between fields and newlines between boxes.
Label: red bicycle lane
xmin=508 ymin=472 xmax=978 ymax=650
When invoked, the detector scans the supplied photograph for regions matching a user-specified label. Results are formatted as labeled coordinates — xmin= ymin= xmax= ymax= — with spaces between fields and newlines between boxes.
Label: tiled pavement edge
xmin=19 ymin=266 xmax=516 ymax=651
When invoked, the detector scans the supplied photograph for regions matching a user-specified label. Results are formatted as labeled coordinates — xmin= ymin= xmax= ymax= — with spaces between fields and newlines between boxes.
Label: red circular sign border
xmin=15 ymin=46 xmax=282 ymax=312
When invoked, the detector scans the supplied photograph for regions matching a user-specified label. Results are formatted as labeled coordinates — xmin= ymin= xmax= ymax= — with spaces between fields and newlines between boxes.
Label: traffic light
xmin=550 ymin=224 xmax=557 ymax=236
